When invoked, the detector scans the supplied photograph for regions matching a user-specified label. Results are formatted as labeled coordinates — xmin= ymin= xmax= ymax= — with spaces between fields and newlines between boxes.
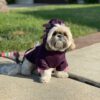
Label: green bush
xmin=68 ymin=0 xmax=77 ymax=4
xmin=84 ymin=0 xmax=98 ymax=3
xmin=6 ymin=0 xmax=15 ymax=4
xmin=67 ymin=0 xmax=99 ymax=4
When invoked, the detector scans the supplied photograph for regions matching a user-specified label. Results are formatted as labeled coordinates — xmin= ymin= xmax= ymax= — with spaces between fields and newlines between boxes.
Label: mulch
xmin=74 ymin=32 xmax=100 ymax=49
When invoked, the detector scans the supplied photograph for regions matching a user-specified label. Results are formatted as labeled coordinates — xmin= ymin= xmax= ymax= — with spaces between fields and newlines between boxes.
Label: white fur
xmin=40 ymin=68 xmax=54 ymax=83
xmin=54 ymin=71 xmax=69 ymax=78
xmin=40 ymin=68 xmax=69 ymax=83
xmin=47 ymin=24 xmax=75 ymax=52
xmin=21 ymin=59 xmax=54 ymax=83
xmin=21 ymin=58 xmax=33 ymax=76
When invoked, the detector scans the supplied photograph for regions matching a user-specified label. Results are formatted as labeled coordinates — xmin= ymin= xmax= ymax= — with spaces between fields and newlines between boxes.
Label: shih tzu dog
xmin=21 ymin=19 xmax=76 ymax=83
xmin=0 ymin=19 xmax=75 ymax=83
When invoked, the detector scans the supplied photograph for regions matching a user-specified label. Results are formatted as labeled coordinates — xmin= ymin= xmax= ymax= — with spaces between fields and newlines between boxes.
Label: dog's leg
xmin=54 ymin=68 xmax=69 ymax=78
xmin=40 ymin=68 xmax=54 ymax=83
xmin=55 ymin=71 xmax=69 ymax=78
xmin=21 ymin=58 xmax=33 ymax=76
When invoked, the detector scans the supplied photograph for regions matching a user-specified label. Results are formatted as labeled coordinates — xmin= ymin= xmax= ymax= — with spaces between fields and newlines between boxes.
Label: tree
xmin=0 ymin=0 xmax=9 ymax=13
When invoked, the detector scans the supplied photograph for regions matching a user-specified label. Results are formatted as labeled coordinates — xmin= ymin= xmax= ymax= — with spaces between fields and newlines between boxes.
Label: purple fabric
xmin=25 ymin=19 xmax=68 ymax=71
xmin=25 ymin=44 xmax=68 ymax=71
xmin=43 ymin=19 xmax=64 ymax=34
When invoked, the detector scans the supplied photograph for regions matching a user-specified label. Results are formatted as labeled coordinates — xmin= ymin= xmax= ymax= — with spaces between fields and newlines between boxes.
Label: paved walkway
xmin=67 ymin=43 xmax=100 ymax=87
xmin=0 ymin=42 xmax=100 ymax=100
xmin=0 ymin=75 xmax=100 ymax=100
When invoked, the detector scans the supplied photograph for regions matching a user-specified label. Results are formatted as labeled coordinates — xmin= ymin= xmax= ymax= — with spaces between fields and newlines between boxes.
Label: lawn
xmin=0 ymin=4 xmax=100 ymax=51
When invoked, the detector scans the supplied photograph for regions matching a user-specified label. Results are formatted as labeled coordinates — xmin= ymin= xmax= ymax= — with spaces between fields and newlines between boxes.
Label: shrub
xmin=67 ymin=0 xmax=77 ymax=4
xmin=34 ymin=0 xmax=68 ymax=3
xmin=6 ymin=0 xmax=15 ymax=4
xmin=84 ymin=0 xmax=98 ymax=3
xmin=66 ymin=0 xmax=99 ymax=4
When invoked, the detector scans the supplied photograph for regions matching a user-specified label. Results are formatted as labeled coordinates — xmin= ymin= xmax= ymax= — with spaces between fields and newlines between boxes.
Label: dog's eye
xmin=53 ymin=32 xmax=57 ymax=36
xmin=63 ymin=32 xmax=68 ymax=37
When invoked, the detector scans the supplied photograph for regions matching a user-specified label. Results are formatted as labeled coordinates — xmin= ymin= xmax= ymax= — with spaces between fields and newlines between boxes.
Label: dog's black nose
xmin=57 ymin=34 xmax=62 ymax=38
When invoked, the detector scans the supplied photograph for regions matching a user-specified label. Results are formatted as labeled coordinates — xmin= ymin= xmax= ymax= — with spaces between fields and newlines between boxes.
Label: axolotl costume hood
xmin=25 ymin=19 xmax=68 ymax=72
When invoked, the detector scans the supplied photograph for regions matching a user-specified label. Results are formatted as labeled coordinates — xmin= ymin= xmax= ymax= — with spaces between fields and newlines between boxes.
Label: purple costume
xmin=25 ymin=19 xmax=68 ymax=71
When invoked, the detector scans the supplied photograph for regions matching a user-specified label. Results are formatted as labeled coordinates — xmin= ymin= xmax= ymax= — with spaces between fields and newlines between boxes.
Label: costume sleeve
xmin=56 ymin=60 xmax=68 ymax=71
xmin=38 ymin=59 xmax=49 ymax=70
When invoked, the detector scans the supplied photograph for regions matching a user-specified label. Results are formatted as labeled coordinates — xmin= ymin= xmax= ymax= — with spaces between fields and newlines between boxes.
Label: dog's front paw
xmin=55 ymin=71 xmax=69 ymax=78
xmin=40 ymin=75 xmax=51 ymax=83
xmin=39 ymin=68 xmax=53 ymax=83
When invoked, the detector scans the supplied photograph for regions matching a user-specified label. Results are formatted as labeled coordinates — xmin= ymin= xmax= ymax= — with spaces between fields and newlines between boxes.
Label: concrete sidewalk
xmin=0 ymin=75 xmax=100 ymax=100
xmin=0 ymin=43 xmax=100 ymax=100
xmin=67 ymin=43 xmax=100 ymax=87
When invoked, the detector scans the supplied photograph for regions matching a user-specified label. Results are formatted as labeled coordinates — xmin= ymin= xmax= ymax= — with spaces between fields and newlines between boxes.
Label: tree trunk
xmin=0 ymin=0 xmax=9 ymax=13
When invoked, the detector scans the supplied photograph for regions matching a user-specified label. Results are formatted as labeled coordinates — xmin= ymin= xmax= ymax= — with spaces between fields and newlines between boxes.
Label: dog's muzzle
xmin=47 ymin=34 xmax=68 ymax=52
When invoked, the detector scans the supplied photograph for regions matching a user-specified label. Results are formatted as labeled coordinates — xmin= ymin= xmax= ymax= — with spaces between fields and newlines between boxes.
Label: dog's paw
xmin=40 ymin=76 xmax=51 ymax=83
xmin=39 ymin=68 xmax=53 ymax=83
xmin=55 ymin=71 xmax=69 ymax=78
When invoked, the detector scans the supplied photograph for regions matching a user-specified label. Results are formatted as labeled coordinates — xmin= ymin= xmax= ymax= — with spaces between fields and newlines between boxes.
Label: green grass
xmin=0 ymin=4 xmax=100 ymax=51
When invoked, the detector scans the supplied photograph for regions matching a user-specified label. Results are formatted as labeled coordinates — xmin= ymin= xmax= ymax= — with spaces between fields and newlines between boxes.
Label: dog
xmin=21 ymin=19 xmax=76 ymax=83
xmin=0 ymin=19 xmax=75 ymax=83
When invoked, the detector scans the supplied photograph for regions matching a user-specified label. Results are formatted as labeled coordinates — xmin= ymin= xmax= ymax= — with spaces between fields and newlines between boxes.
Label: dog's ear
xmin=68 ymin=40 xmax=76 ymax=51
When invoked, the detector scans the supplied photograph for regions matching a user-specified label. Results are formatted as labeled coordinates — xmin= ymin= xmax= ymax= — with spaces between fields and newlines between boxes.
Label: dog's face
xmin=46 ymin=24 xmax=75 ymax=52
